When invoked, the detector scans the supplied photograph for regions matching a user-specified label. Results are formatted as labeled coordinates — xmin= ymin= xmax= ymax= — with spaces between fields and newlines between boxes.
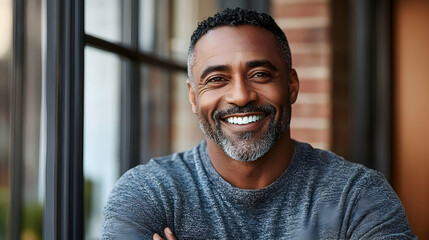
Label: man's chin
xmin=198 ymin=115 xmax=285 ymax=161
xmin=216 ymin=133 xmax=273 ymax=162
xmin=221 ymin=141 xmax=270 ymax=162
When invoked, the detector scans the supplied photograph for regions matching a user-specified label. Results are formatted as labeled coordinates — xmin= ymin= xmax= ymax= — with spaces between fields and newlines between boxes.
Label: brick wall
xmin=271 ymin=0 xmax=331 ymax=149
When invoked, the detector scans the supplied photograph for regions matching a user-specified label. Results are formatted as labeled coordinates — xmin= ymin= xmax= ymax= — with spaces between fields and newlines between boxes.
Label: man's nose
xmin=224 ymin=77 xmax=257 ymax=106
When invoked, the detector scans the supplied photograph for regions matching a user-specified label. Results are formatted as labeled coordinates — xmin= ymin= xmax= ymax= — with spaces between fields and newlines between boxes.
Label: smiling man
xmin=102 ymin=8 xmax=416 ymax=240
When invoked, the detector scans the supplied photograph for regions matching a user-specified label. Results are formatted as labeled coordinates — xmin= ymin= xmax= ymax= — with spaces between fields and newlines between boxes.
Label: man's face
xmin=188 ymin=25 xmax=298 ymax=162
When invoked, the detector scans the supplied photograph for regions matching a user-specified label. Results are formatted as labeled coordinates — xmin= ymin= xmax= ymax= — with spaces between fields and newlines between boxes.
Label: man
xmin=102 ymin=8 xmax=416 ymax=239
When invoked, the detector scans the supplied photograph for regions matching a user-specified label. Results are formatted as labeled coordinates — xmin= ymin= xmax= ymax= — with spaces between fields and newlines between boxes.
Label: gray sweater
xmin=102 ymin=141 xmax=416 ymax=239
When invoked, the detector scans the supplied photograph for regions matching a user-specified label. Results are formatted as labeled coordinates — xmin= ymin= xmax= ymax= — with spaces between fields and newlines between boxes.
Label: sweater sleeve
xmin=347 ymin=170 xmax=417 ymax=239
xmin=101 ymin=166 xmax=167 ymax=239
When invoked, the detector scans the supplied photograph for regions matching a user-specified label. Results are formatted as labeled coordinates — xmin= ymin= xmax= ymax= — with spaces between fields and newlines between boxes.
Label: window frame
xmin=44 ymin=0 xmax=85 ymax=238
xmin=331 ymin=0 xmax=393 ymax=179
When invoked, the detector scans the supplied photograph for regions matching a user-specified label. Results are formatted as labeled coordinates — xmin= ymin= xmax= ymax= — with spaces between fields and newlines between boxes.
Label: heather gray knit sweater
xmin=102 ymin=141 xmax=416 ymax=239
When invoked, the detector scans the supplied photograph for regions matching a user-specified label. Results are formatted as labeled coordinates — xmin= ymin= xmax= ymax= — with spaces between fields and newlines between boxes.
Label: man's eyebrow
xmin=246 ymin=60 xmax=278 ymax=71
xmin=200 ymin=65 xmax=231 ymax=80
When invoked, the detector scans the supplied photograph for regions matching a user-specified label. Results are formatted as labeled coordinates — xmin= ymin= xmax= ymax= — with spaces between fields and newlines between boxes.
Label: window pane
xmin=170 ymin=72 xmax=204 ymax=153
xmin=84 ymin=47 xmax=122 ymax=239
xmin=85 ymin=0 xmax=123 ymax=43
xmin=139 ymin=0 xmax=169 ymax=57
xmin=140 ymin=64 xmax=171 ymax=163
xmin=139 ymin=0 xmax=155 ymax=52
xmin=21 ymin=0 xmax=44 ymax=238
xmin=0 ymin=0 xmax=12 ymax=238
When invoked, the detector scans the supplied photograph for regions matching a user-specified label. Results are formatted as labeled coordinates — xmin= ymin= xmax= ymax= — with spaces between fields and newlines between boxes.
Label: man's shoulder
xmin=126 ymin=145 xmax=201 ymax=181
xmin=294 ymin=141 xmax=386 ymax=188
xmin=291 ymin=142 xmax=415 ymax=239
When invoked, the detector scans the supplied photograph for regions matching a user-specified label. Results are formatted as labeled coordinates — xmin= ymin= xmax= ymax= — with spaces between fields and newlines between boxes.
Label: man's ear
xmin=187 ymin=80 xmax=197 ymax=113
xmin=288 ymin=68 xmax=299 ymax=104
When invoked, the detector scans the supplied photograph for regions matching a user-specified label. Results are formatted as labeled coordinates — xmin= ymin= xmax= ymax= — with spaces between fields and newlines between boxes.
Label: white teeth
xmin=225 ymin=115 xmax=264 ymax=125
xmin=243 ymin=116 xmax=249 ymax=124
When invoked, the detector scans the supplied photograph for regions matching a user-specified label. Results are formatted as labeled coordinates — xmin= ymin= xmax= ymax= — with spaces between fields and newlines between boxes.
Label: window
xmin=82 ymin=0 xmax=203 ymax=238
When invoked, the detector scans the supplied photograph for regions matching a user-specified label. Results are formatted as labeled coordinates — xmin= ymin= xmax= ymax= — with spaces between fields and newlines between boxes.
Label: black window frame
xmin=331 ymin=0 xmax=393 ymax=179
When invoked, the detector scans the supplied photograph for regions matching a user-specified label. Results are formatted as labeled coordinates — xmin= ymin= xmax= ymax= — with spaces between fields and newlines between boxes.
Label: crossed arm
xmin=153 ymin=228 xmax=177 ymax=240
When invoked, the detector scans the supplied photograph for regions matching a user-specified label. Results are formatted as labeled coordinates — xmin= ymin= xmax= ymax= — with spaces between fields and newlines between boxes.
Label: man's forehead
xmin=191 ymin=25 xmax=281 ymax=70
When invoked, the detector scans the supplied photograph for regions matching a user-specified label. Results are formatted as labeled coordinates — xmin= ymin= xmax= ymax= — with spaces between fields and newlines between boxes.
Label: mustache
xmin=213 ymin=104 xmax=276 ymax=120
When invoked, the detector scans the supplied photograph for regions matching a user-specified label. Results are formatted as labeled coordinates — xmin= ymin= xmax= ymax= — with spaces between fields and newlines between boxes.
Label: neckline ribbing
xmin=197 ymin=140 xmax=307 ymax=205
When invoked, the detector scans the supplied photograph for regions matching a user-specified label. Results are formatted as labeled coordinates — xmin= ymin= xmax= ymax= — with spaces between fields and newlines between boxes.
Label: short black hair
xmin=187 ymin=8 xmax=292 ymax=83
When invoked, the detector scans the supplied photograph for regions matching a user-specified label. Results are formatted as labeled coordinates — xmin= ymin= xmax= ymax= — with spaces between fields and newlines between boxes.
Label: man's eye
xmin=207 ymin=77 xmax=226 ymax=83
xmin=251 ymin=72 xmax=271 ymax=79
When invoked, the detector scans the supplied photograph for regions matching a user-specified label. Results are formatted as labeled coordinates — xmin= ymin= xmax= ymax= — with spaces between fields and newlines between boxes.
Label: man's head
xmin=187 ymin=8 xmax=292 ymax=85
xmin=187 ymin=8 xmax=299 ymax=162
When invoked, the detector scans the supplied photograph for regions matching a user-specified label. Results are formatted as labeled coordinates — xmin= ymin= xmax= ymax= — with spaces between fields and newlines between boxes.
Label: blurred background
xmin=0 ymin=0 xmax=427 ymax=239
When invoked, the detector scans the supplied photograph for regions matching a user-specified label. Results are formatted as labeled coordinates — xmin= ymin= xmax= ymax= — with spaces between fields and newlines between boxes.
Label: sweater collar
xmin=198 ymin=139 xmax=309 ymax=204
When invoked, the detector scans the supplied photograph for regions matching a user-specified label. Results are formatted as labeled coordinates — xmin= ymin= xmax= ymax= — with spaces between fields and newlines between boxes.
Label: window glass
xmin=84 ymin=47 xmax=122 ymax=239
xmin=139 ymin=0 xmax=155 ymax=52
xmin=139 ymin=0 xmax=169 ymax=57
xmin=85 ymin=0 xmax=122 ymax=43
xmin=170 ymin=71 xmax=204 ymax=153
xmin=0 ymin=0 xmax=12 ymax=238
xmin=140 ymin=64 xmax=171 ymax=163
xmin=21 ymin=1 xmax=44 ymax=238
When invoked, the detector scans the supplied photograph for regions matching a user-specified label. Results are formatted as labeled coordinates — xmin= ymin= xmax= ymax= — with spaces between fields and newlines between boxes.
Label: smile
xmin=224 ymin=115 xmax=265 ymax=125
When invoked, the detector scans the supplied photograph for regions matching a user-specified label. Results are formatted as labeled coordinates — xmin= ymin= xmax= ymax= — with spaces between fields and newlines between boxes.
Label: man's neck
xmin=206 ymin=131 xmax=295 ymax=190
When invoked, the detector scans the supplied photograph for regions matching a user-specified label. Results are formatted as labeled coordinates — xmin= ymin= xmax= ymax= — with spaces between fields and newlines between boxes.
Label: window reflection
xmin=84 ymin=46 xmax=122 ymax=239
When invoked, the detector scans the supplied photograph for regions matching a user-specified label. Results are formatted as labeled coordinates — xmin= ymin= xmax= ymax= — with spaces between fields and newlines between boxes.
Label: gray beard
xmin=198 ymin=104 xmax=290 ymax=162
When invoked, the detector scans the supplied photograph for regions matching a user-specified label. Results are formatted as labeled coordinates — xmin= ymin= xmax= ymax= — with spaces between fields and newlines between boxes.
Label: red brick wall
xmin=271 ymin=0 xmax=331 ymax=149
